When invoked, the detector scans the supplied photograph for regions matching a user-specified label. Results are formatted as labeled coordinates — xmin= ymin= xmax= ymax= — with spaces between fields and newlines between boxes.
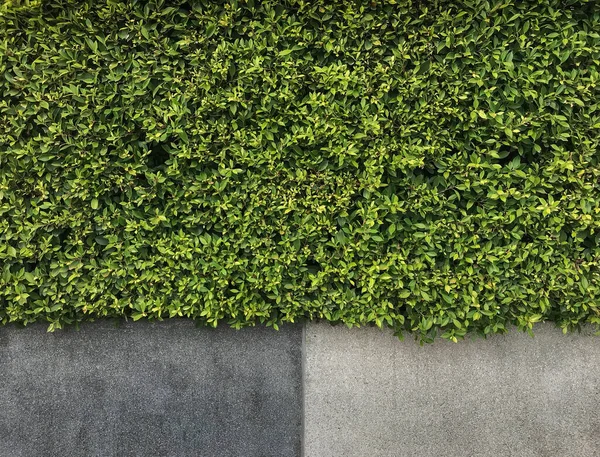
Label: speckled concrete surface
xmin=304 ymin=322 xmax=600 ymax=457
xmin=0 ymin=320 xmax=302 ymax=457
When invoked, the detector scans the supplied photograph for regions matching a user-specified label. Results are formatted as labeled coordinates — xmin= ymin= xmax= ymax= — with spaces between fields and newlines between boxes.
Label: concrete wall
xmin=0 ymin=320 xmax=302 ymax=457
xmin=1 ymin=320 xmax=599 ymax=456
xmin=304 ymin=323 xmax=600 ymax=457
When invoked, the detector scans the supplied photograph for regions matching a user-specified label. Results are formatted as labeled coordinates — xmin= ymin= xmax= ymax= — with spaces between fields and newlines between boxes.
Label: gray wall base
xmin=0 ymin=320 xmax=302 ymax=457
xmin=2 ymin=320 xmax=599 ymax=456
xmin=304 ymin=323 xmax=600 ymax=457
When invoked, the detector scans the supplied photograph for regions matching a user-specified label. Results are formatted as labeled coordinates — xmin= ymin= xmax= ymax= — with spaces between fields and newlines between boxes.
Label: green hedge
xmin=1 ymin=0 xmax=599 ymax=342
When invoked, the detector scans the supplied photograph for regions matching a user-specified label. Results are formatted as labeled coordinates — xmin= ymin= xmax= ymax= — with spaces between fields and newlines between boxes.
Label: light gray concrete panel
xmin=0 ymin=320 xmax=302 ymax=457
xmin=304 ymin=322 xmax=600 ymax=457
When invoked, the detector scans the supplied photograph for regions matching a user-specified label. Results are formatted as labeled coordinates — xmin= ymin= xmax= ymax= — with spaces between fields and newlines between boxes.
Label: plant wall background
xmin=1 ymin=0 xmax=599 ymax=342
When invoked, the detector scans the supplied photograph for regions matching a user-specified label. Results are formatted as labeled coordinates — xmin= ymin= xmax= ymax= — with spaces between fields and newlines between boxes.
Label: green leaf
xmin=178 ymin=130 xmax=189 ymax=143
xmin=416 ymin=60 xmax=430 ymax=75
xmin=206 ymin=23 xmax=216 ymax=37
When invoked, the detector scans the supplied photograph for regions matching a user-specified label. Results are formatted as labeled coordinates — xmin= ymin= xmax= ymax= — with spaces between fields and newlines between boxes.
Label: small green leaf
xmin=95 ymin=236 xmax=109 ymax=246
xmin=178 ymin=130 xmax=189 ymax=143
xmin=206 ymin=23 xmax=216 ymax=37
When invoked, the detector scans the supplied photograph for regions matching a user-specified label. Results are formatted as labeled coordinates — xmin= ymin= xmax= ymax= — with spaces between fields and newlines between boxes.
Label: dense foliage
xmin=1 ymin=0 xmax=599 ymax=342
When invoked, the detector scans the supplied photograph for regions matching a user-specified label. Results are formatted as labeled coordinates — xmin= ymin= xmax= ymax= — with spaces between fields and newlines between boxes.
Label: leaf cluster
xmin=1 ymin=0 xmax=599 ymax=342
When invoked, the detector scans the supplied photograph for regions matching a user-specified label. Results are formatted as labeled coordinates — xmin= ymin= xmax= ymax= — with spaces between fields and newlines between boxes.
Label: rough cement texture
xmin=0 ymin=320 xmax=302 ymax=457
xmin=305 ymin=322 xmax=600 ymax=457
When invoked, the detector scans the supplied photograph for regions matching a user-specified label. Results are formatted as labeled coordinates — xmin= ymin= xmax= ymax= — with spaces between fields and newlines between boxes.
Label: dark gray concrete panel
xmin=0 ymin=320 xmax=302 ymax=457
xmin=305 ymin=323 xmax=600 ymax=457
